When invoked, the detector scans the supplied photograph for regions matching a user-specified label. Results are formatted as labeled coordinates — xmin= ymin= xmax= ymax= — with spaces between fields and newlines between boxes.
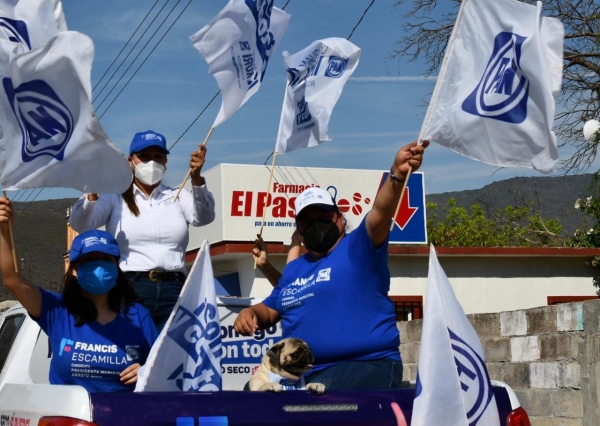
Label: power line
xmin=21 ymin=188 xmax=38 ymax=203
xmin=347 ymin=0 xmax=376 ymax=41
xmin=98 ymin=0 xmax=192 ymax=120
xmin=93 ymin=0 xmax=173 ymax=105
xmin=13 ymin=189 xmax=31 ymax=202
xmin=169 ymin=91 xmax=220 ymax=151
xmin=18 ymin=188 xmax=45 ymax=214
xmin=93 ymin=0 xmax=162 ymax=93
xmin=10 ymin=190 xmax=24 ymax=202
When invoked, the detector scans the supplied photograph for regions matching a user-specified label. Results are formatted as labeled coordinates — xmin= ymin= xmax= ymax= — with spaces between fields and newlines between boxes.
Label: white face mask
xmin=134 ymin=161 xmax=165 ymax=186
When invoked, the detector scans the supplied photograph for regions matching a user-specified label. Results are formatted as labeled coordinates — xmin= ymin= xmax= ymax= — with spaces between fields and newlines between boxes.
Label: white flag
xmin=0 ymin=0 xmax=67 ymax=51
xmin=275 ymin=38 xmax=361 ymax=154
xmin=190 ymin=0 xmax=290 ymax=128
xmin=411 ymin=245 xmax=500 ymax=426
xmin=0 ymin=32 xmax=132 ymax=193
xmin=136 ymin=240 xmax=223 ymax=392
xmin=420 ymin=0 xmax=564 ymax=173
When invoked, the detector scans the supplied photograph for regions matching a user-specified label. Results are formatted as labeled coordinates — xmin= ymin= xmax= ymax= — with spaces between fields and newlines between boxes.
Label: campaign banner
xmin=412 ymin=245 xmax=500 ymax=425
xmin=0 ymin=0 xmax=67 ymax=51
xmin=421 ymin=0 xmax=564 ymax=173
xmin=218 ymin=300 xmax=282 ymax=390
xmin=275 ymin=38 xmax=361 ymax=154
xmin=136 ymin=240 xmax=222 ymax=392
xmin=190 ymin=0 xmax=291 ymax=127
xmin=188 ymin=164 xmax=427 ymax=249
xmin=0 ymin=31 xmax=132 ymax=193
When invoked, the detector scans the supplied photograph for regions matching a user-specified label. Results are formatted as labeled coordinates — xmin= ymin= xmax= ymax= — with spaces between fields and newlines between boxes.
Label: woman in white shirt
xmin=69 ymin=130 xmax=216 ymax=332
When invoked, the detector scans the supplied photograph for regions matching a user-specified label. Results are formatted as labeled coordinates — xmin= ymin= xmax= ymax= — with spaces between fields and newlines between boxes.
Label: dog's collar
xmin=266 ymin=370 xmax=306 ymax=390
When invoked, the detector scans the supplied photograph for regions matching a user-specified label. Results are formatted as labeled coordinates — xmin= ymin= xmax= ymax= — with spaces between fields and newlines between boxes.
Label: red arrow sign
xmin=395 ymin=187 xmax=418 ymax=230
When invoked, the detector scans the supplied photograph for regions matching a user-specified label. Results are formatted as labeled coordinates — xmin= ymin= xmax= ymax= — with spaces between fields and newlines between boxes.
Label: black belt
xmin=125 ymin=270 xmax=186 ymax=283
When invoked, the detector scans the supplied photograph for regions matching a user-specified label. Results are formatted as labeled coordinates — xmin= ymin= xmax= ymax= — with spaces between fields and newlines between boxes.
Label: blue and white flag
xmin=275 ymin=38 xmax=361 ymax=154
xmin=0 ymin=0 xmax=66 ymax=52
xmin=136 ymin=240 xmax=223 ymax=392
xmin=420 ymin=0 xmax=564 ymax=173
xmin=0 ymin=31 xmax=132 ymax=193
xmin=411 ymin=245 xmax=500 ymax=426
xmin=190 ymin=0 xmax=291 ymax=128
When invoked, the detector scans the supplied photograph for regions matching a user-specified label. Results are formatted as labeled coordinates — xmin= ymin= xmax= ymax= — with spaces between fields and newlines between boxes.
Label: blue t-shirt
xmin=263 ymin=216 xmax=401 ymax=373
xmin=35 ymin=288 xmax=158 ymax=393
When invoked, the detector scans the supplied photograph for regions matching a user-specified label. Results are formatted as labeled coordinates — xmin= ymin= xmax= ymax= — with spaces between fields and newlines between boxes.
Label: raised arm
xmin=184 ymin=144 xmax=216 ymax=226
xmin=0 ymin=197 xmax=42 ymax=318
xmin=366 ymin=140 xmax=428 ymax=248
xmin=69 ymin=193 xmax=112 ymax=232
xmin=286 ymin=229 xmax=301 ymax=264
xmin=253 ymin=234 xmax=282 ymax=288
xmin=234 ymin=302 xmax=280 ymax=336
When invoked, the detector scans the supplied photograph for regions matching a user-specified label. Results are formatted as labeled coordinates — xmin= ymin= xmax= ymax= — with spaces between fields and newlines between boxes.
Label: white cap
xmin=294 ymin=187 xmax=335 ymax=217
xmin=583 ymin=120 xmax=600 ymax=143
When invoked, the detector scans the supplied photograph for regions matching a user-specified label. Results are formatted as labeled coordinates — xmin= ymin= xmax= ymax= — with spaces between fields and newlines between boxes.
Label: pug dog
xmin=249 ymin=337 xmax=326 ymax=394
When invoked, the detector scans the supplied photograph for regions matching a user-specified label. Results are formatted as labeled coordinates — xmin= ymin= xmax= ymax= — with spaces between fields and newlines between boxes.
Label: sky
xmin=6 ymin=0 xmax=599 ymax=200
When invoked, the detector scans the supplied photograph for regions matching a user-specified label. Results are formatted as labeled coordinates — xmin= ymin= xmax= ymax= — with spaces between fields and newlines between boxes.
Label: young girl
xmin=0 ymin=197 xmax=157 ymax=392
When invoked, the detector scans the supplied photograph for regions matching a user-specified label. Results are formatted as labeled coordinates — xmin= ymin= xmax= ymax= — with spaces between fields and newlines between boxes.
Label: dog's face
xmin=265 ymin=338 xmax=314 ymax=381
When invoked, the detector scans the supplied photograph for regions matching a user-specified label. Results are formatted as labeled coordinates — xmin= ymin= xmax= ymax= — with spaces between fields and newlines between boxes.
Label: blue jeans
xmin=304 ymin=358 xmax=403 ymax=391
xmin=129 ymin=275 xmax=184 ymax=333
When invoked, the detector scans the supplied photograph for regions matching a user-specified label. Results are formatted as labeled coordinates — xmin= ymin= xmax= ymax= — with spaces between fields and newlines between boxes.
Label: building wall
xmin=399 ymin=300 xmax=600 ymax=426
xmin=214 ymin=252 xmax=599 ymax=314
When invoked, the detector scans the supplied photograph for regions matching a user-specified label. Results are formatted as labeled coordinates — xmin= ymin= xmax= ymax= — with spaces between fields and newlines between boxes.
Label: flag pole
xmin=174 ymin=127 xmax=215 ymax=202
xmin=388 ymin=0 xmax=468 ymax=232
xmin=254 ymin=151 xmax=278 ymax=269
xmin=2 ymin=191 xmax=19 ymax=273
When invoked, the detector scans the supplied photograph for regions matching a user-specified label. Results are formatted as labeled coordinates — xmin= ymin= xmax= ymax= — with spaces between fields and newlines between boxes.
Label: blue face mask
xmin=76 ymin=260 xmax=118 ymax=295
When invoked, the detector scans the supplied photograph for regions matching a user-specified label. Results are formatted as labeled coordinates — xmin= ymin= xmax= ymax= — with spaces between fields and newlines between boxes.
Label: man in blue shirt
xmin=234 ymin=140 xmax=428 ymax=389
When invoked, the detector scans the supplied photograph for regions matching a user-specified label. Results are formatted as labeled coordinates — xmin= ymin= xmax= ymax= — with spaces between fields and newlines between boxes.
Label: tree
xmin=390 ymin=0 xmax=600 ymax=173
xmin=426 ymin=198 xmax=565 ymax=247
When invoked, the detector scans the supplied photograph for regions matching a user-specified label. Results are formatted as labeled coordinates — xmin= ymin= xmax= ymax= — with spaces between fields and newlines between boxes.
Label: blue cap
xmin=69 ymin=230 xmax=120 ymax=263
xmin=129 ymin=130 xmax=170 ymax=155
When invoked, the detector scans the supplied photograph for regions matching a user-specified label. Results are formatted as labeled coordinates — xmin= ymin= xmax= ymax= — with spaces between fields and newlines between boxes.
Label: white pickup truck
xmin=0 ymin=303 xmax=532 ymax=426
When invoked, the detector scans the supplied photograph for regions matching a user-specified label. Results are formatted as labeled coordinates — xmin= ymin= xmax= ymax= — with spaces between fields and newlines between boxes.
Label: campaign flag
xmin=411 ymin=245 xmax=500 ymax=426
xmin=0 ymin=31 xmax=133 ymax=193
xmin=0 ymin=0 xmax=67 ymax=51
xmin=136 ymin=240 xmax=223 ymax=392
xmin=420 ymin=0 xmax=564 ymax=173
xmin=190 ymin=0 xmax=291 ymax=127
xmin=274 ymin=38 xmax=361 ymax=154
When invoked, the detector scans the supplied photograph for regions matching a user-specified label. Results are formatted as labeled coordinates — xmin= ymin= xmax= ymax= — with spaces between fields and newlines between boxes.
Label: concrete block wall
xmin=398 ymin=299 xmax=600 ymax=426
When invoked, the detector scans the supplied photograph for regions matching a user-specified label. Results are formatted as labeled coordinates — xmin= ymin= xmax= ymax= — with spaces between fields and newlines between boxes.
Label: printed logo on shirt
xmin=290 ymin=274 xmax=314 ymax=286
xmin=126 ymin=345 xmax=139 ymax=361
xmin=68 ymin=340 xmax=128 ymax=365
xmin=68 ymin=339 xmax=119 ymax=355
xmin=59 ymin=338 xmax=74 ymax=356
xmin=316 ymin=268 xmax=331 ymax=282
xmin=159 ymin=195 xmax=178 ymax=207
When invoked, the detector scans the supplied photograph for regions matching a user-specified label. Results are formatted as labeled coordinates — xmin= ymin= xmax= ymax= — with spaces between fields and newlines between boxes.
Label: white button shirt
xmin=69 ymin=183 xmax=215 ymax=273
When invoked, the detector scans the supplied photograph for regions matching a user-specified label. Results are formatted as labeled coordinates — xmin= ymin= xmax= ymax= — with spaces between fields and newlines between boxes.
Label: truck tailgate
xmin=90 ymin=387 xmax=512 ymax=425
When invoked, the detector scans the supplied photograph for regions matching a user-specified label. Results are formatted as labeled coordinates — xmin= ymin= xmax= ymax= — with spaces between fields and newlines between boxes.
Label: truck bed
xmin=90 ymin=387 xmax=512 ymax=425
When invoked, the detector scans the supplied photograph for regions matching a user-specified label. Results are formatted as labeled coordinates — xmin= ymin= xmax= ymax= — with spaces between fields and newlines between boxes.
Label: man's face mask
xmin=301 ymin=218 xmax=340 ymax=254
